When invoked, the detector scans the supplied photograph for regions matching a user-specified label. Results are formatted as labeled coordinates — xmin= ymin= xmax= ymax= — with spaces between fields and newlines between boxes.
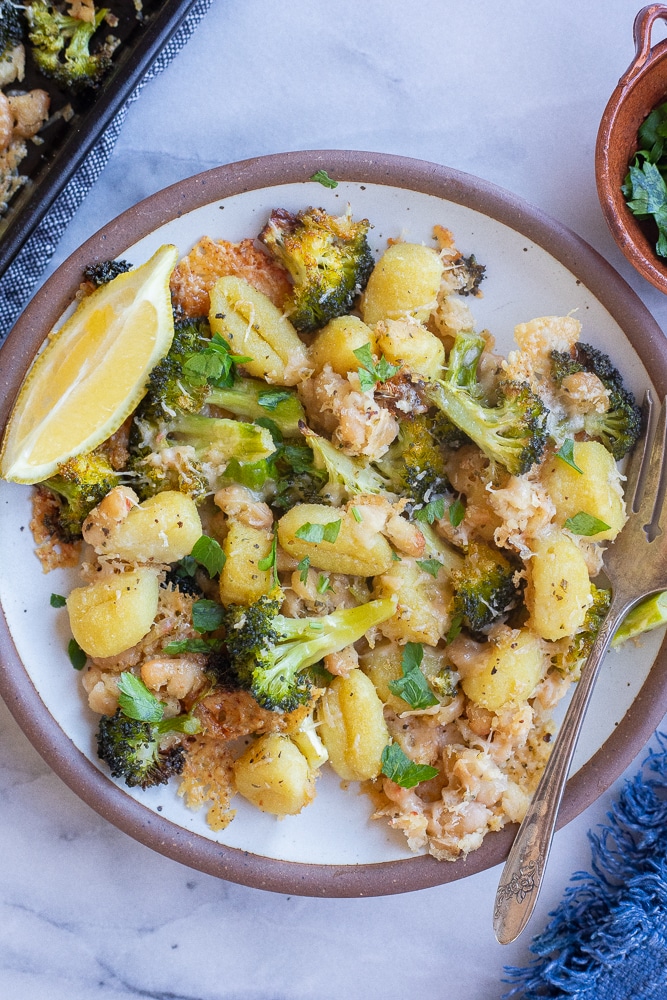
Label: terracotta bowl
xmin=596 ymin=4 xmax=667 ymax=292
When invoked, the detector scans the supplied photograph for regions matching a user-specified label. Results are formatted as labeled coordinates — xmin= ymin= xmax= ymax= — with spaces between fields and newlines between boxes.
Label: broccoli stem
xmin=171 ymin=412 xmax=276 ymax=463
xmin=208 ymin=378 xmax=305 ymax=437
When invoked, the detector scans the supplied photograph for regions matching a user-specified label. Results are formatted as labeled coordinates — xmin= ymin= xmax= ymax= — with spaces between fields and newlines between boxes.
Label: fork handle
xmin=493 ymin=600 xmax=627 ymax=944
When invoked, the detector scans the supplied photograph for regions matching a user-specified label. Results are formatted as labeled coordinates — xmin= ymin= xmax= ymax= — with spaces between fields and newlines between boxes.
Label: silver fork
xmin=493 ymin=390 xmax=667 ymax=945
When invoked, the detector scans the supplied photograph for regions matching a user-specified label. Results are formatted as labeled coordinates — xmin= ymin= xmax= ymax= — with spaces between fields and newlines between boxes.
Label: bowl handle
xmin=620 ymin=4 xmax=667 ymax=85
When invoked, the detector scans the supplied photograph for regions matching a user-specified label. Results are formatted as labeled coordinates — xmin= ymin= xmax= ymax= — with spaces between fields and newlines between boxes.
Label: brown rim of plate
xmin=1 ymin=149 xmax=667 ymax=897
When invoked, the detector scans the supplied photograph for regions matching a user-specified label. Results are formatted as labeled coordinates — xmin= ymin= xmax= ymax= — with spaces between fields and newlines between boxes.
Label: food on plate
xmin=3 ymin=202 xmax=665 ymax=863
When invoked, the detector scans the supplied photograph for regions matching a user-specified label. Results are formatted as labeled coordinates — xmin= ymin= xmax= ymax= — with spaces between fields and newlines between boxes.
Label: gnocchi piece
xmin=372 ymin=558 xmax=452 ymax=646
xmin=67 ymin=568 xmax=160 ymax=658
xmin=277 ymin=503 xmax=394 ymax=576
xmin=461 ymin=629 xmax=545 ymax=711
xmin=360 ymin=640 xmax=448 ymax=711
xmin=87 ymin=490 xmax=202 ymax=564
xmin=525 ymin=531 xmax=592 ymax=641
xmin=374 ymin=318 xmax=445 ymax=379
xmin=219 ymin=522 xmax=274 ymax=606
xmin=233 ymin=733 xmax=315 ymax=815
xmin=316 ymin=669 xmax=389 ymax=781
xmin=309 ymin=315 xmax=376 ymax=376
xmin=209 ymin=276 xmax=308 ymax=385
xmin=540 ymin=440 xmax=626 ymax=540
xmin=360 ymin=242 xmax=444 ymax=325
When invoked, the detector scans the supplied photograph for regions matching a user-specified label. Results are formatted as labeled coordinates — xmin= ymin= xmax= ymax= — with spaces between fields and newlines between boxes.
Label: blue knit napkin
xmin=504 ymin=733 xmax=667 ymax=1000
xmin=0 ymin=0 xmax=212 ymax=344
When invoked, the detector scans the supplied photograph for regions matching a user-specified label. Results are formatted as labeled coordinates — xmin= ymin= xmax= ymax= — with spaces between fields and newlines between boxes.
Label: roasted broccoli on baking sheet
xmin=550 ymin=342 xmax=642 ymax=460
xmin=427 ymin=329 xmax=549 ymax=477
xmin=259 ymin=206 xmax=374 ymax=333
xmin=26 ymin=0 xmax=119 ymax=91
xmin=43 ymin=449 xmax=119 ymax=538
xmin=219 ymin=588 xmax=396 ymax=713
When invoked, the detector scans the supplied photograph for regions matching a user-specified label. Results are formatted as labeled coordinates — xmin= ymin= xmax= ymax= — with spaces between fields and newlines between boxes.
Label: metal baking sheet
xmin=0 ymin=0 xmax=202 ymax=279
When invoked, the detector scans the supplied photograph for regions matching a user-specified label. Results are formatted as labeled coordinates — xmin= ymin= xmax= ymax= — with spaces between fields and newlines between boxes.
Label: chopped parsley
xmin=295 ymin=519 xmax=342 ymax=544
xmin=564 ymin=511 xmax=611 ymax=536
xmin=381 ymin=743 xmax=439 ymax=788
xmin=388 ymin=642 xmax=439 ymax=710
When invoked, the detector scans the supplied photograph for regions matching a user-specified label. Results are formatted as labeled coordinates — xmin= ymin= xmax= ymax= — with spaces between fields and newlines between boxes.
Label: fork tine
xmin=625 ymin=390 xmax=653 ymax=514
xmin=636 ymin=395 xmax=667 ymax=541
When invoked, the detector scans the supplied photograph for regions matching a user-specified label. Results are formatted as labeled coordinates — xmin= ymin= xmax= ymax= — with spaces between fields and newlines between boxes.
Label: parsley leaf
xmin=416 ymin=558 xmax=443 ymax=578
xmin=162 ymin=637 xmax=222 ymax=654
xmin=183 ymin=333 xmax=251 ymax=389
xmin=414 ymin=498 xmax=446 ymax=524
xmin=388 ymin=642 xmax=439 ymax=710
xmin=556 ymin=438 xmax=583 ymax=474
xmin=67 ymin=638 xmax=87 ymax=670
xmin=117 ymin=671 xmax=164 ymax=722
xmin=295 ymin=519 xmax=342 ymax=544
xmin=353 ymin=342 xmax=400 ymax=391
xmin=448 ymin=497 xmax=466 ymax=527
xmin=258 ymin=389 xmax=294 ymax=411
xmin=564 ymin=511 xmax=611 ymax=536
xmin=381 ymin=743 xmax=439 ymax=788
xmin=191 ymin=535 xmax=225 ymax=577
xmin=297 ymin=556 xmax=310 ymax=583
xmin=317 ymin=574 xmax=334 ymax=594
xmin=258 ymin=532 xmax=279 ymax=585
xmin=310 ymin=169 xmax=338 ymax=188
xmin=50 ymin=593 xmax=66 ymax=608
xmin=192 ymin=599 xmax=226 ymax=633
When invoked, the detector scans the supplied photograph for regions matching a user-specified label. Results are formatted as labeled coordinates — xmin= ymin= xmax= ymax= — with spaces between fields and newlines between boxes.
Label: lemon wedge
xmin=0 ymin=244 xmax=179 ymax=484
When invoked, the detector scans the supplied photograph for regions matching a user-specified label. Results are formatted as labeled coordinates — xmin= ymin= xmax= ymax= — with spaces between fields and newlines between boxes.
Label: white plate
xmin=2 ymin=152 xmax=666 ymax=895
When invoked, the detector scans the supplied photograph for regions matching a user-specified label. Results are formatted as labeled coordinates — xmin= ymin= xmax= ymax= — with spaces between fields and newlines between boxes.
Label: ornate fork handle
xmin=493 ymin=597 xmax=630 ymax=944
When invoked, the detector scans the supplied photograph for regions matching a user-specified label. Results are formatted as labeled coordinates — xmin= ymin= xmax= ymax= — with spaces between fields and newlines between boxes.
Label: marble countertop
xmin=3 ymin=1 xmax=667 ymax=997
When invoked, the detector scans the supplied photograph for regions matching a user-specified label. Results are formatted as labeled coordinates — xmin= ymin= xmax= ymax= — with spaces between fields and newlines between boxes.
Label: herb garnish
xmin=310 ymin=169 xmax=338 ymax=188
xmin=191 ymin=535 xmax=226 ymax=577
xmin=295 ymin=519 xmax=342 ymax=544
xmin=353 ymin=343 xmax=400 ymax=392
xmin=388 ymin=642 xmax=439 ymax=710
xmin=380 ymin=743 xmax=439 ymax=788
xmin=556 ymin=438 xmax=583 ymax=474
xmin=564 ymin=511 xmax=611 ymax=536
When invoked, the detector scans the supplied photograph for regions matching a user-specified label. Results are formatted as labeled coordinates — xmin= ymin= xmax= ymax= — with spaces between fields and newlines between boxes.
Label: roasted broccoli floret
xmin=301 ymin=425 xmax=392 ymax=502
xmin=82 ymin=258 xmax=132 ymax=287
xmin=374 ymin=412 xmax=453 ymax=511
xmin=26 ymin=1 xmax=118 ymax=91
xmin=551 ymin=342 xmax=642 ymax=460
xmin=221 ymin=588 xmax=397 ymax=712
xmin=140 ymin=316 xmax=214 ymax=419
xmin=259 ymin=206 xmax=374 ymax=333
xmin=0 ymin=2 xmax=23 ymax=58
xmin=42 ymin=450 xmax=119 ymax=538
xmin=129 ymin=409 xmax=275 ymax=502
xmin=427 ymin=330 xmax=549 ymax=476
xmin=554 ymin=585 xmax=612 ymax=674
xmin=451 ymin=253 xmax=486 ymax=296
xmin=420 ymin=523 xmax=520 ymax=634
xmin=96 ymin=672 xmax=200 ymax=790
xmin=207 ymin=377 xmax=306 ymax=437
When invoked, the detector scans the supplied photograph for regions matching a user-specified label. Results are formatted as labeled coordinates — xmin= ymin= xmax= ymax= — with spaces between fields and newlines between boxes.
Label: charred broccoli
xmin=301 ymin=425 xmax=392 ymax=502
xmin=221 ymin=588 xmax=397 ymax=712
xmin=207 ymin=377 xmax=306 ymax=437
xmin=427 ymin=330 xmax=549 ymax=476
xmin=554 ymin=585 xmax=611 ymax=674
xmin=259 ymin=206 xmax=374 ymax=333
xmin=26 ymin=1 xmax=118 ymax=91
xmin=0 ymin=1 xmax=23 ymax=58
xmin=82 ymin=259 xmax=132 ymax=287
xmin=451 ymin=253 xmax=486 ymax=296
xmin=551 ymin=342 xmax=642 ymax=460
xmin=374 ymin=412 xmax=453 ymax=512
xmin=420 ymin=523 xmax=520 ymax=634
xmin=129 ymin=409 xmax=275 ymax=502
xmin=42 ymin=450 xmax=119 ymax=538
xmin=96 ymin=672 xmax=200 ymax=790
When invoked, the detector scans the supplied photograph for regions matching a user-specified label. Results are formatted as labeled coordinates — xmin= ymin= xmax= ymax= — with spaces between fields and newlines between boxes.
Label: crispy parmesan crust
xmin=170 ymin=236 xmax=292 ymax=317
xmin=30 ymin=487 xmax=81 ymax=572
